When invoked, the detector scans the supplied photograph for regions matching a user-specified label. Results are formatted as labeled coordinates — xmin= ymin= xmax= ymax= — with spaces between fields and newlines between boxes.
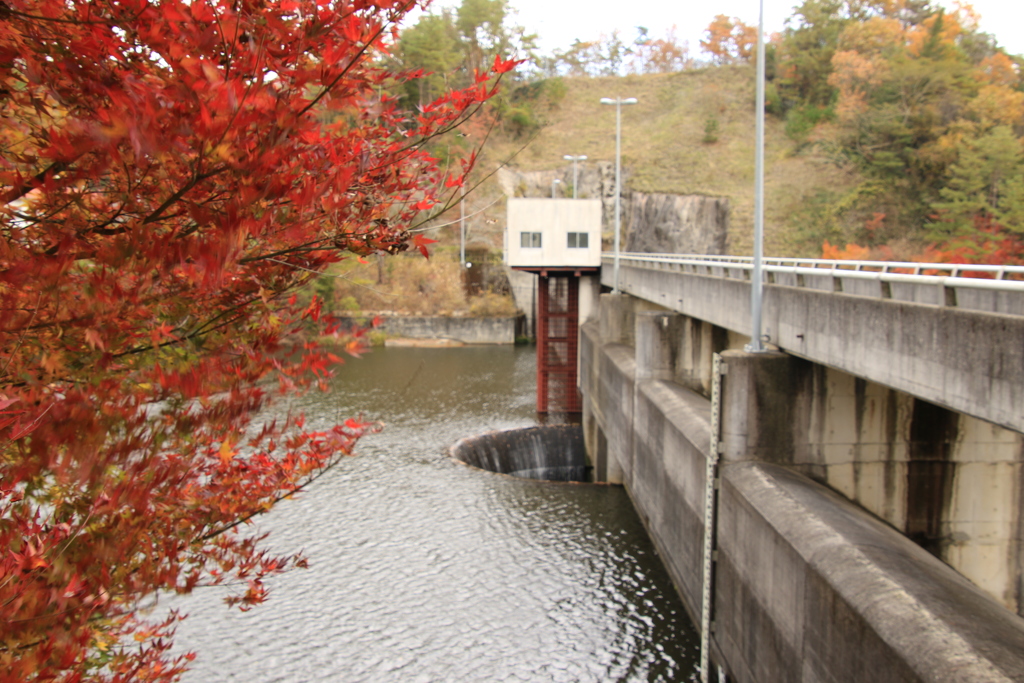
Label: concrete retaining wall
xmin=631 ymin=379 xmax=711 ymax=617
xmin=359 ymin=315 xmax=517 ymax=344
xmin=580 ymin=297 xmax=1024 ymax=682
xmin=718 ymin=350 xmax=1024 ymax=613
xmin=716 ymin=462 xmax=1024 ymax=682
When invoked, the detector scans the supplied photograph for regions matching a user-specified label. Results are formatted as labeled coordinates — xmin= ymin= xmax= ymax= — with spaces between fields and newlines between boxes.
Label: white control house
xmin=504 ymin=198 xmax=602 ymax=269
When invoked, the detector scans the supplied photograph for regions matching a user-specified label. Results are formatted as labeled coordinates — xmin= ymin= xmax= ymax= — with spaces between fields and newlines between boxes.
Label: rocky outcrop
xmin=496 ymin=162 xmax=616 ymax=201
xmin=625 ymin=193 xmax=728 ymax=255
xmin=497 ymin=162 xmax=620 ymax=226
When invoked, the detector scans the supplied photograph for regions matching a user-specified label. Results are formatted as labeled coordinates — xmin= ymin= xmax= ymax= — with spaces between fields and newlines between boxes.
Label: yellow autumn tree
xmin=700 ymin=15 xmax=757 ymax=65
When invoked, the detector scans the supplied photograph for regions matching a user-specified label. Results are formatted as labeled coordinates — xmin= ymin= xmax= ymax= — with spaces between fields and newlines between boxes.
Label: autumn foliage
xmin=0 ymin=0 xmax=511 ymax=679
xmin=774 ymin=1 xmax=1024 ymax=257
xmin=700 ymin=15 xmax=757 ymax=66
xmin=824 ymin=215 xmax=1024 ymax=269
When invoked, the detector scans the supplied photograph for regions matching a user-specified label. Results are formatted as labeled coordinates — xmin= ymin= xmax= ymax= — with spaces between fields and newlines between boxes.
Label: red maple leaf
xmin=412 ymin=234 xmax=438 ymax=258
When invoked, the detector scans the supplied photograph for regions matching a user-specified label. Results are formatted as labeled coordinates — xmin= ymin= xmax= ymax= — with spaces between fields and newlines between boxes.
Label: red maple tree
xmin=0 ymin=1 xmax=514 ymax=679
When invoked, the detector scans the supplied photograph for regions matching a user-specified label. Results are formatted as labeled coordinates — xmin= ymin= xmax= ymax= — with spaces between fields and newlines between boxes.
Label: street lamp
xmin=459 ymin=183 xmax=466 ymax=268
xmin=746 ymin=0 xmax=767 ymax=354
xmin=551 ymin=178 xmax=562 ymax=198
xmin=600 ymin=97 xmax=637 ymax=294
xmin=562 ymin=154 xmax=588 ymax=199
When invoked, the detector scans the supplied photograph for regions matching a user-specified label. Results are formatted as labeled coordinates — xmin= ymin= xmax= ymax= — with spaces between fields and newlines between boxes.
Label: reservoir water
xmin=167 ymin=345 xmax=700 ymax=682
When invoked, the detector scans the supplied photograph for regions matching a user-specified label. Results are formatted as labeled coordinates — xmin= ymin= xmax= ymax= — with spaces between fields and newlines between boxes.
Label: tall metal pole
xmin=614 ymin=104 xmax=622 ymax=293
xmin=459 ymin=183 xmax=466 ymax=269
xmin=551 ymin=178 xmax=561 ymax=198
xmin=563 ymin=154 xmax=588 ymax=199
xmin=747 ymin=0 xmax=767 ymax=353
xmin=600 ymin=98 xmax=637 ymax=294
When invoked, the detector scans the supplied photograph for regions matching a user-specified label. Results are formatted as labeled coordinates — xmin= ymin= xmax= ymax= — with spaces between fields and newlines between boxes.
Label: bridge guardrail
xmin=603 ymin=252 xmax=1024 ymax=297
xmin=605 ymin=252 xmax=1024 ymax=279
xmin=598 ymin=250 xmax=1024 ymax=315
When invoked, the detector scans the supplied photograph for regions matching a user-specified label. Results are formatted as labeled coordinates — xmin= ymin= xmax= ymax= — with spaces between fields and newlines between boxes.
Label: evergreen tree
xmin=933 ymin=126 xmax=1024 ymax=234
xmin=399 ymin=10 xmax=463 ymax=106
xmin=777 ymin=0 xmax=848 ymax=108
xmin=398 ymin=0 xmax=534 ymax=99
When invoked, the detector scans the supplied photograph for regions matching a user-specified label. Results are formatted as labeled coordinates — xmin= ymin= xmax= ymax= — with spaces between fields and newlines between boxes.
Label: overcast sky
xmin=416 ymin=0 xmax=1024 ymax=60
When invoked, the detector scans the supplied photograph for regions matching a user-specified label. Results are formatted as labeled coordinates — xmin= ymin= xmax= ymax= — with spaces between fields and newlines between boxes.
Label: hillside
xmin=346 ymin=66 xmax=863 ymax=317
xmin=399 ymin=0 xmax=1024 ymax=268
xmin=464 ymin=66 xmax=863 ymax=258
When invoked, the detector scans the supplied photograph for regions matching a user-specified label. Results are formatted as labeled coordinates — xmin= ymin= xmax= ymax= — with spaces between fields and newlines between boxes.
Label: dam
xmin=577 ymin=253 xmax=1024 ymax=682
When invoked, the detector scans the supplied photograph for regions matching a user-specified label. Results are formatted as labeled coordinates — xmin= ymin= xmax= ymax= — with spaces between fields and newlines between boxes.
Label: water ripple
xmin=166 ymin=347 xmax=699 ymax=682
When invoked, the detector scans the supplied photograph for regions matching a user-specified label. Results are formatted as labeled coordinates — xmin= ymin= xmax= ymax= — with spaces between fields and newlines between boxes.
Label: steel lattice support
xmin=536 ymin=274 xmax=581 ymax=414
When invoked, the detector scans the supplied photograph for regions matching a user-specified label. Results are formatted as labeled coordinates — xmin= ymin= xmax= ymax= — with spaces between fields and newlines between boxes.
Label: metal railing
xmin=603 ymin=252 xmax=1024 ymax=294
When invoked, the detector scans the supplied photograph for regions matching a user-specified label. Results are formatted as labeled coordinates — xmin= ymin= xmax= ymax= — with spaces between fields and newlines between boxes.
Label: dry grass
xmin=320 ymin=249 xmax=518 ymax=317
xmin=324 ymin=251 xmax=464 ymax=315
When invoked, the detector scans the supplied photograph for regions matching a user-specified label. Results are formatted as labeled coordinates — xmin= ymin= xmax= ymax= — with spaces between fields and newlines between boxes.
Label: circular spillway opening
xmin=450 ymin=425 xmax=589 ymax=482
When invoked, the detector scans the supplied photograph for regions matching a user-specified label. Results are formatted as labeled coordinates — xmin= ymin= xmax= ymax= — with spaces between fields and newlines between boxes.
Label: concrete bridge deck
xmin=603 ymin=252 xmax=1024 ymax=433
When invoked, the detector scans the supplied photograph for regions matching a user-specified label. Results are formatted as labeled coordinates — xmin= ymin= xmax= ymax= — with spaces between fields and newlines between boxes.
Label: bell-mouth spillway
xmin=450 ymin=425 xmax=590 ymax=482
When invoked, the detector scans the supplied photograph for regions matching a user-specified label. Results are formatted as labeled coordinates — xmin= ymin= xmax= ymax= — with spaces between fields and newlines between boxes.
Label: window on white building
xmin=567 ymin=232 xmax=589 ymax=248
xmin=520 ymin=232 xmax=542 ymax=248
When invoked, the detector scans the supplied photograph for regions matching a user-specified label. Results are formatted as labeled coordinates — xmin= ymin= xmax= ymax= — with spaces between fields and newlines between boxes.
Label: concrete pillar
xmin=578 ymin=274 xmax=601 ymax=325
xmin=719 ymin=349 xmax=806 ymax=465
xmin=636 ymin=311 xmax=683 ymax=382
xmin=505 ymin=268 xmax=537 ymax=340
xmin=599 ymin=292 xmax=633 ymax=345
xmin=675 ymin=317 xmax=729 ymax=397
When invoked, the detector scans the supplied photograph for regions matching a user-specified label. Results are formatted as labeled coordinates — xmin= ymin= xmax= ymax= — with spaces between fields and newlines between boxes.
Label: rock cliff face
xmin=497 ymin=161 xmax=619 ymax=228
xmin=625 ymin=193 xmax=728 ymax=255
xmin=498 ymin=165 xmax=728 ymax=256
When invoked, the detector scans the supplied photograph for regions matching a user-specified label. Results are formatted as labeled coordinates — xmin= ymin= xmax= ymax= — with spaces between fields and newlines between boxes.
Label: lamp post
xmin=551 ymin=178 xmax=562 ymax=198
xmin=459 ymin=182 xmax=466 ymax=268
xmin=562 ymin=154 xmax=588 ymax=199
xmin=746 ymin=0 xmax=767 ymax=354
xmin=600 ymin=97 xmax=637 ymax=294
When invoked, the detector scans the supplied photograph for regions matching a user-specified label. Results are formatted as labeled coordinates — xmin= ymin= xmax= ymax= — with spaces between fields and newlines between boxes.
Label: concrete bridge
xmin=578 ymin=253 xmax=1024 ymax=682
